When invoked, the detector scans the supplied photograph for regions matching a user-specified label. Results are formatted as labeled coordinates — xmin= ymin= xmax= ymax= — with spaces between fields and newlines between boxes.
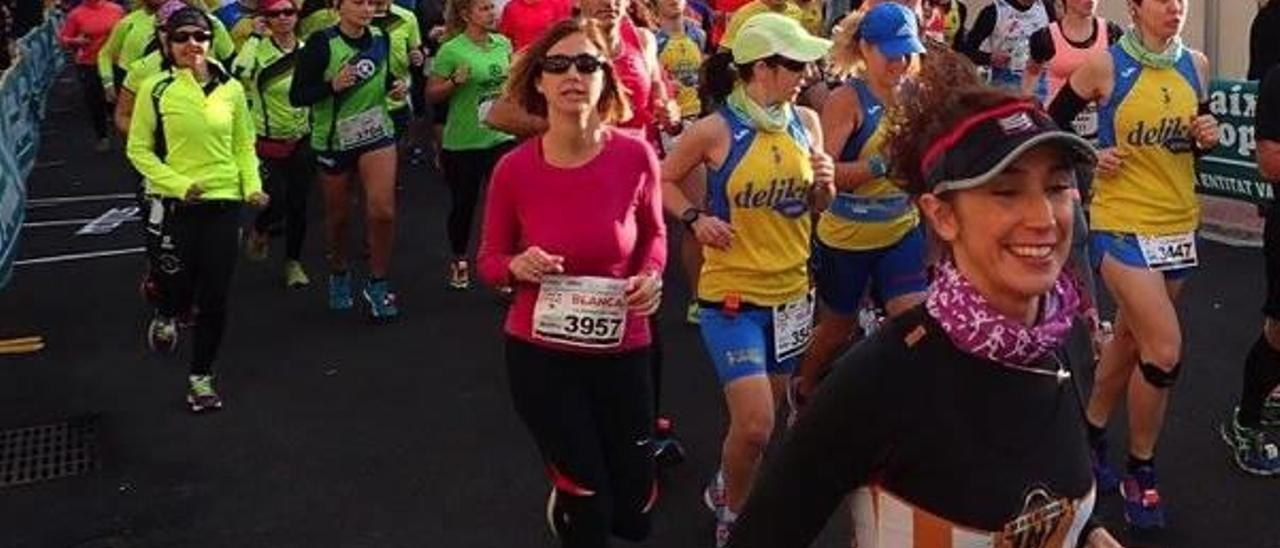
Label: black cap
xmin=920 ymin=100 xmax=1097 ymax=193
xmin=163 ymin=6 xmax=212 ymax=34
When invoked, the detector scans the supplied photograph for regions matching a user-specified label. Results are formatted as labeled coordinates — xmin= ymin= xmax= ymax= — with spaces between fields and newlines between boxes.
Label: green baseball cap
xmin=731 ymin=12 xmax=833 ymax=65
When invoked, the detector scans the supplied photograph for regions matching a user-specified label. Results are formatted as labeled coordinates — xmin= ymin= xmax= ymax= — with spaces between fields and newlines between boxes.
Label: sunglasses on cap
xmin=264 ymin=8 xmax=298 ymax=17
xmin=541 ymin=54 xmax=606 ymax=75
xmin=763 ymin=55 xmax=809 ymax=73
xmin=170 ymin=30 xmax=213 ymax=43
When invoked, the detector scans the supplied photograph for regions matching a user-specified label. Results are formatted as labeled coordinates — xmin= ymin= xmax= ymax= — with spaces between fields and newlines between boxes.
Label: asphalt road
xmin=2 ymin=71 xmax=1278 ymax=548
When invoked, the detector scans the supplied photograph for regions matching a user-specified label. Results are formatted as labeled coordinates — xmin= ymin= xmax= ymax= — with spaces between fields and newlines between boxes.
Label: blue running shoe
xmin=1220 ymin=407 xmax=1280 ymax=476
xmin=1120 ymin=464 xmax=1166 ymax=530
xmin=328 ymin=272 xmax=354 ymax=310
xmin=1262 ymin=394 xmax=1280 ymax=427
xmin=363 ymin=279 xmax=399 ymax=320
xmin=1090 ymin=435 xmax=1120 ymax=493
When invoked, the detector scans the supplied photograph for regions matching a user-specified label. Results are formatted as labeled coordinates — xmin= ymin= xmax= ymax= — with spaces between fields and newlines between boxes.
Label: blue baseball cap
xmin=858 ymin=3 xmax=926 ymax=60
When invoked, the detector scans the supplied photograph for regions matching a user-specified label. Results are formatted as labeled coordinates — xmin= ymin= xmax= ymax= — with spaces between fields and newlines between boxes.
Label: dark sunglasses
xmin=264 ymin=8 xmax=298 ymax=17
xmin=764 ymin=55 xmax=810 ymax=73
xmin=541 ymin=54 xmax=606 ymax=75
xmin=169 ymin=30 xmax=212 ymax=44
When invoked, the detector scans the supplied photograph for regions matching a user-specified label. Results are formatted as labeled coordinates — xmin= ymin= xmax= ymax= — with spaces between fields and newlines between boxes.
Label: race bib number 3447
xmin=533 ymin=275 xmax=629 ymax=349
xmin=1138 ymin=232 xmax=1198 ymax=271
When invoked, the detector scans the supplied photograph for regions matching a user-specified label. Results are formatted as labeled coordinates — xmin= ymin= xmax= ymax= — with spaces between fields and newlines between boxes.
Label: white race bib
xmin=477 ymin=97 xmax=496 ymax=127
xmin=533 ymin=275 xmax=629 ymax=349
xmin=335 ymin=108 xmax=390 ymax=150
xmin=1138 ymin=232 xmax=1198 ymax=271
xmin=773 ymin=292 xmax=815 ymax=362
xmin=1072 ymin=104 xmax=1099 ymax=142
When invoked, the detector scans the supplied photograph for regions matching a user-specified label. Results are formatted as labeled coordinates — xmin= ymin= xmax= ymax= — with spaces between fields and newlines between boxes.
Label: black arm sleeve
xmin=288 ymin=36 xmax=332 ymax=107
xmin=963 ymin=5 xmax=997 ymax=66
xmin=1257 ymin=65 xmax=1280 ymax=141
xmin=951 ymin=2 xmax=968 ymax=51
xmin=725 ymin=339 xmax=904 ymax=548
xmin=1048 ymin=81 xmax=1089 ymax=132
xmin=1029 ymin=26 xmax=1055 ymax=64
xmin=1105 ymin=20 xmax=1123 ymax=45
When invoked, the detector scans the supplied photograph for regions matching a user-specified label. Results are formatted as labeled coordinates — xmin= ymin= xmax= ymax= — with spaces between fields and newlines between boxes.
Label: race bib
xmin=1138 ymin=232 xmax=1198 ymax=271
xmin=477 ymin=97 xmax=496 ymax=128
xmin=533 ymin=275 xmax=629 ymax=349
xmin=1072 ymin=104 xmax=1099 ymax=142
xmin=335 ymin=108 xmax=390 ymax=150
xmin=773 ymin=292 xmax=815 ymax=362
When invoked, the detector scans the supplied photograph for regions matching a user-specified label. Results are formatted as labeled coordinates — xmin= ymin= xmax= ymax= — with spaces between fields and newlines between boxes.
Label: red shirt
xmin=477 ymin=128 xmax=667 ymax=353
xmin=59 ymin=0 xmax=124 ymax=66
xmin=498 ymin=0 xmax=574 ymax=52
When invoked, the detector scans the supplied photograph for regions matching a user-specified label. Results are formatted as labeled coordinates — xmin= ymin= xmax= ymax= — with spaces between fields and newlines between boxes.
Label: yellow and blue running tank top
xmin=699 ymin=106 xmax=814 ymax=307
xmin=816 ymin=79 xmax=918 ymax=251
xmin=1092 ymin=46 xmax=1202 ymax=235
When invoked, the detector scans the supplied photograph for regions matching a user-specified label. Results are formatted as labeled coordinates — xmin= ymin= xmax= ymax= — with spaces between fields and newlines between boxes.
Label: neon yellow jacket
xmin=127 ymin=63 xmax=263 ymax=201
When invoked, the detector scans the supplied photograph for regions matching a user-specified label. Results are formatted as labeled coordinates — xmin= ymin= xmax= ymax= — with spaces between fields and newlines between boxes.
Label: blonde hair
xmin=444 ymin=0 xmax=482 ymax=40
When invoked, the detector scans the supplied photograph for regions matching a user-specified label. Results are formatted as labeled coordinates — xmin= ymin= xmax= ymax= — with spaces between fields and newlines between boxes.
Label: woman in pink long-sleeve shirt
xmin=476 ymin=19 xmax=667 ymax=548
xmin=59 ymin=0 xmax=123 ymax=149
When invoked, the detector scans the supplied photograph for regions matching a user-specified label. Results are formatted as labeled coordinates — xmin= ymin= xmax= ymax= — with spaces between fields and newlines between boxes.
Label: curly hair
xmin=881 ymin=46 xmax=1029 ymax=195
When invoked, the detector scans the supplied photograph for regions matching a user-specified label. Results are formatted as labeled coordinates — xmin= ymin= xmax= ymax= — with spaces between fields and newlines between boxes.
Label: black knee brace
xmin=1138 ymin=361 xmax=1181 ymax=388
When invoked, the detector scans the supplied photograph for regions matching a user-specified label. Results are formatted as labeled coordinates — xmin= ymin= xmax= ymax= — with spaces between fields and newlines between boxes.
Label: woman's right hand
xmin=1095 ymin=147 xmax=1127 ymax=178
xmin=508 ymin=246 xmax=565 ymax=283
xmin=451 ymin=65 xmax=470 ymax=86
xmin=690 ymin=215 xmax=734 ymax=250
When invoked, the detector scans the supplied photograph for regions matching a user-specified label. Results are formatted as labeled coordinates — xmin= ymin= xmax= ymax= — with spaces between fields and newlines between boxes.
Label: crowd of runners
xmin=52 ymin=0 xmax=1280 ymax=544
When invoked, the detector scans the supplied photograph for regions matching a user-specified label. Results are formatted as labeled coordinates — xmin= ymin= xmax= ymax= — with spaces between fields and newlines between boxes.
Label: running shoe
xmin=245 ymin=230 xmax=269 ymax=262
xmin=1220 ymin=408 xmax=1280 ymax=476
xmin=186 ymin=375 xmax=223 ymax=413
xmin=651 ymin=417 xmax=686 ymax=468
xmin=1089 ymin=435 xmax=1121 ymax=494
xmin=702 ymin=470 xmax=726 ymax=515
xmin=448 ymin=260 xmax=471 ymax=290
xmin=685 ymin=300 xmax=700 ymax=325
xmin=146 ymin=315 xmax=178 ymax=353
xmin=363 ymin=279 xmax=400 ymax=320
xmin=328 ymin=272 xmax=354 ymax=310
xmin=284 ymin=260 xmax=310 ymax=288
xmin=1262 ymin=393 xmax=1280 ymax=427
xmin=1120 ymin=464 xmax=1166 ymax=530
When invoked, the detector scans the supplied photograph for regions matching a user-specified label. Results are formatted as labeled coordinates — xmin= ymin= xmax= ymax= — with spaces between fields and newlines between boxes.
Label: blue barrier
xmin=0 ymin=11 xmax=67 ymax=289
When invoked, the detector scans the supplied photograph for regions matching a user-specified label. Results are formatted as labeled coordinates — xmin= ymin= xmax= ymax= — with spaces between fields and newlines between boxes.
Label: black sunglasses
xmin=264 ymin=8 xmax=298 ymax=17
xmin=541 ymin=54 xmax=606 ymax=75
xmin=170 ymin=30 xmax=213 ymax=44
xmin=764 ymin=55 xmax=810 ymax=73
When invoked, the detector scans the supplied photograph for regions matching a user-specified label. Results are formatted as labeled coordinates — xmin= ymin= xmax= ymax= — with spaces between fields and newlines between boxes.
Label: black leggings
xmin=255 ymin=143 xmax=315 ymax=260
xmin=146 ymin=200 xmax=241 ymax=375
xmin=506 ymin=338 xmax=656 ymax=548
xmin=440 ymin=143 xmax=511 ymax=257
xmin=75 ymin=64 xmax=110 ymax=139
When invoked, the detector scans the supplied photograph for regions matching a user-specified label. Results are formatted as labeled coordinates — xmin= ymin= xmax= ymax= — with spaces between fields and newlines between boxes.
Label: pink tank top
xmin=1046 ymin=17 xmax=1109 ymax=102
xmin=613 ymin=19 xmax=659 ymax=147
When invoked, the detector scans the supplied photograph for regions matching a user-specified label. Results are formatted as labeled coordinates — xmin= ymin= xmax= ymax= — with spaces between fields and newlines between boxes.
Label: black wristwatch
xmin=680 ymin=207 xmax=704 ymax=228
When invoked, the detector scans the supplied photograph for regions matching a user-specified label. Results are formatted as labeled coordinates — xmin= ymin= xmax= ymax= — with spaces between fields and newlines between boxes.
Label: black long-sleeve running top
xmin=726 ymin=305 xmax=1098 ymax=548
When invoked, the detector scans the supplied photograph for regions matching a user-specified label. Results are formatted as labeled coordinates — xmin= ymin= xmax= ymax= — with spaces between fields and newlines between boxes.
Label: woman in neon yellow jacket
xmin=128 ymin=7 xmax=269 ymax=414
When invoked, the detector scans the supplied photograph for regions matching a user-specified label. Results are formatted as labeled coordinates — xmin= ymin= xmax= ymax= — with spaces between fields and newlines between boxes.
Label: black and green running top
xmin=289 ymin=25 xmax=394 ymax=153
xmin=232 ymin=35 xmax=310 ymax=141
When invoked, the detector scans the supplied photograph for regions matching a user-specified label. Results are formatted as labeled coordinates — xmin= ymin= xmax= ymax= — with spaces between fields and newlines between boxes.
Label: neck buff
xmin=726 ymin=85 xmax=792 ymax=133
xmin=926 ymin=259 xmax=1081 ymax=367
xmin=1119 ymin=28 xmax=1184 ymax=69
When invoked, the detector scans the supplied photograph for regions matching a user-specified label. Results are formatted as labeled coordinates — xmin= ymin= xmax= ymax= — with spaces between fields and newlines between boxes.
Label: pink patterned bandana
xmin=926 ymin=260 xmax=1081 ymax=367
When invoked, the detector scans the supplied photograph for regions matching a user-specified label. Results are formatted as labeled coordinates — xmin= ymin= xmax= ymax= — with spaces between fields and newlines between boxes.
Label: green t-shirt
xmin=376 ymin=4 xmax=423 ymax=112
xmin=431 ymin=33 xmax=514 ymax=151
xmin=232 ymin=36 xmax=310 ymax=140
xmin=307 ymin=27 xmax=394 ymax=152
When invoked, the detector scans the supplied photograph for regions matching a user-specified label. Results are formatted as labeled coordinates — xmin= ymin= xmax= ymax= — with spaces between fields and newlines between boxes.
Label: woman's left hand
xmin=625 ymin=272 xmax=662 ymax=316
xmin=1191 ymin=113 xmax=1220 ymax=150
xmin=246 ymin=192 xmax=270 ymax=209
xmin=389 ymin=79 xmax=409 ymax=101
